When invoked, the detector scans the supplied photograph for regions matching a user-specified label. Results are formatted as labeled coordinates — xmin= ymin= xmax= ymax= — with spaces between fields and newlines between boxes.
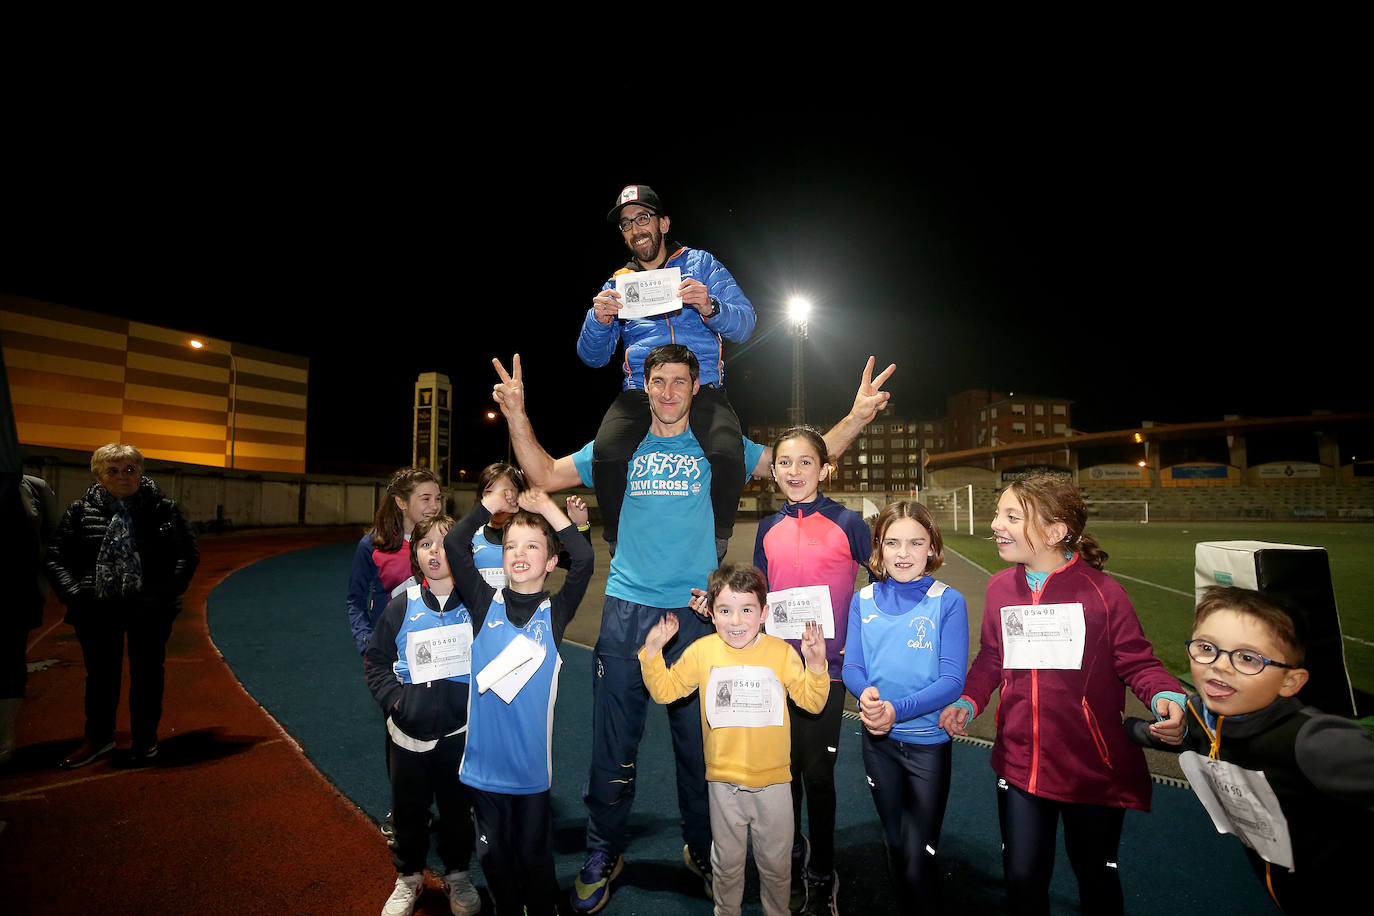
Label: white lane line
xmin=943 ymin=546 xmax=992 ymax=578
xmin=1107 ymin=571 xmax=1193 ymax=598
xmin=946 ymin=548 xmax=1195 ymax=599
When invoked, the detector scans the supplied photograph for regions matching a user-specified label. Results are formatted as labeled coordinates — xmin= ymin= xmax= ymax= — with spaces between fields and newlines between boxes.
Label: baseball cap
xmin=606 ymin=184 xmax=665 ymax=222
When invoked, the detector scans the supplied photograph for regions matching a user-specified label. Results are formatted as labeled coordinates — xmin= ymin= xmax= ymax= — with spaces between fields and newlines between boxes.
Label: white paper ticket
xmin=615 ymin=267 xmax=682 ymax=319
xmin=764 ymin=585 xmax=834 ymax=640
xmin=1000 ymin=602 xmax=1085 ymax=669
xmin=404 ymin=622 xmax=473 ymax=682
xmin=1179 ymin=752 xmax=1294 ymax=870
xmin=705 ymin=665 xmax=785 ymax=729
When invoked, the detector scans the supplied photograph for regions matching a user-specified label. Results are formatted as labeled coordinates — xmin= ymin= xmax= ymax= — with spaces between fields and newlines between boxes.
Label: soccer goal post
xmin=1084 ymin=499 xmax=1150 ymax=523
xmin=922 ymin=485 xmax=975 ymax=534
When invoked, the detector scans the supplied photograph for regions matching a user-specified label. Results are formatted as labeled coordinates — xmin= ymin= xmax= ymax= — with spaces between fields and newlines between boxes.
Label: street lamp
xmin=787 ymin=297 xmax=810 ymax=426
xmin=189 ymin=338 xmax=238 ymax=469
xmin=485 ymin=409 xmax=510 ymax=463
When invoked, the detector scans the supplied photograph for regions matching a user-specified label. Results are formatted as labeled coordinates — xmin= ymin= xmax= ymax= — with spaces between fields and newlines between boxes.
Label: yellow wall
xmin=1 ymin=294 xmax=308 ymax=473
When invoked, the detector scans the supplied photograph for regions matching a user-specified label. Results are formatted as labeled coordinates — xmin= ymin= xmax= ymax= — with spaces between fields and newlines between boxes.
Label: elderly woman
xmin=46 ymin=444 xmax=198 ymax=768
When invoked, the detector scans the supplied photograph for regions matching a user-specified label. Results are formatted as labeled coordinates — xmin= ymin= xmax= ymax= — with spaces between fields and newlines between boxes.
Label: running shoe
xmin=802 ymin=870 xmax=839 ymax=916
xmin=683 ymin=844 xmax=714 ymax=899
xmin=381 ymin=872 xmax=423 ymax=916
xmin=571 ymin=850 xmax=623 ymax=913
xmin=442 ymin=870 xmax=481 ymax=916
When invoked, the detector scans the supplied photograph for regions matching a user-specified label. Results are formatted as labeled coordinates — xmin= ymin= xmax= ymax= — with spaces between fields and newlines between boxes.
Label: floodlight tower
xmin=787 ymin=297 xmax=810 ymax=426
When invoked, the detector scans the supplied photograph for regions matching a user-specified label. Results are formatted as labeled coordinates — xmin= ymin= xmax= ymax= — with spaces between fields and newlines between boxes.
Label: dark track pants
xmin=996 ymin=779 xmax=1126 ymax=916
xmin=388 ymin=731 xmax=474 ymax=876
xmin=583 ymin=650 xmax=711 ymax=858
xmin=861 ymin=733 xmax=952 ymax=915
xmin=471 ymin=787 xmax=559 ymax=916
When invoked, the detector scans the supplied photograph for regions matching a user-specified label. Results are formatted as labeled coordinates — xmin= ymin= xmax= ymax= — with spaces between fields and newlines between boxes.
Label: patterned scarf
xmin=95 ymin=500 xmax=144 ymax=598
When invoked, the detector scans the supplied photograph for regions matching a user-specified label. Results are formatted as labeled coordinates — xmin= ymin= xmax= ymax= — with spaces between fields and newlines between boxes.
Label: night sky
xmin=4 ymin=112 xmax=1367 ymax=477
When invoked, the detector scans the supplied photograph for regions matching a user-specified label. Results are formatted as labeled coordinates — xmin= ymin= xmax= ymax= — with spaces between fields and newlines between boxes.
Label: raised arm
xmin=748 ymin=356 xmax=896 ymax=471
xmin=823 ymin=356 xmax=896 ymax=462
xmin=444 ymin=497 xmax=503 ymax=625
xmin=491 ymin=354 xmax=584 ymax=491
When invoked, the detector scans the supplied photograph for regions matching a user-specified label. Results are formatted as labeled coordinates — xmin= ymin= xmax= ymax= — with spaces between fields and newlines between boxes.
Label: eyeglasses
xmin=617 ymin=212 xmax=657 ymax=232
xmin=102 ymin=465 xmax=140 ymax=478
xmin=1185 ymin=639 xmax=1296 ymax=676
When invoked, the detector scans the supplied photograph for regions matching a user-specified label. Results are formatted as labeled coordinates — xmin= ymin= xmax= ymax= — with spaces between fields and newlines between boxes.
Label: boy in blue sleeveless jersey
xmin=364 ymin=514 xmax=481 ymax=916
xmin=444 ymin=486 xmax=594 ymax=916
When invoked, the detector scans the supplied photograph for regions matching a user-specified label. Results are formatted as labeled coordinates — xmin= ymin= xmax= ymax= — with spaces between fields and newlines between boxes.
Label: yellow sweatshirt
xmin=639 ymin=632 xmax=830 ymax=787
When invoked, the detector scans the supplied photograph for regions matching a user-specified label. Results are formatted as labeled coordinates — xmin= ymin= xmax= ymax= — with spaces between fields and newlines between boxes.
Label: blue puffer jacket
xmin=577 ymin=244 xmax=754 ymax=388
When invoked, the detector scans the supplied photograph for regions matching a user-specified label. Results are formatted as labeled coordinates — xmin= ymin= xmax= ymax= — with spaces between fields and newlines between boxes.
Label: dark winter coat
xmin=46 ymin=477 xmax=199 ymax=625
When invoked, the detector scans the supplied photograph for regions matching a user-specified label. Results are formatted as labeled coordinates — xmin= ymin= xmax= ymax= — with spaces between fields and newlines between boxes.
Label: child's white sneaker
xmin=382 ymin=873 xmax=423 ymax=916
xmin=443 ymin=870 xmax=481 ymax=915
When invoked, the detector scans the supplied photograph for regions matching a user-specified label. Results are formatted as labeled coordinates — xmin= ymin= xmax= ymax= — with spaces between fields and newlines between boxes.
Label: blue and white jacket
xmin=577 ymin=244 xmax=754 ymax=388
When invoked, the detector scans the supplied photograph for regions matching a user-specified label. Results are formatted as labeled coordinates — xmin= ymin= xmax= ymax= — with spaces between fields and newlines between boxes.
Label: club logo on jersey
xmin=906 ymin=616 xmax=935 ymax=651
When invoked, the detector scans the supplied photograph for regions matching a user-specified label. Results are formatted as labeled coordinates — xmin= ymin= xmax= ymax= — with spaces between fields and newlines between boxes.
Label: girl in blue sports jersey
xmin=842 ymin=501 xmax=968 ymax=915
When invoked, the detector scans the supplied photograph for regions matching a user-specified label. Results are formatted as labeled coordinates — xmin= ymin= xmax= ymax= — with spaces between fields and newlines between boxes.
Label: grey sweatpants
xmin=708 ymin=780 xmax=793 ymax=916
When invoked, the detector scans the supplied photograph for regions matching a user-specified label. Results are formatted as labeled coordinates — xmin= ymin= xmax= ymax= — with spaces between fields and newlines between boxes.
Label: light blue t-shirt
xmin=574 ymin=432 xmax=765 ymax=609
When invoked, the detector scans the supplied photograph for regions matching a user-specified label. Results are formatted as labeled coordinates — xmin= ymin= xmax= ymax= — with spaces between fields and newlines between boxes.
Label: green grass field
xmin=941 ymin=521 xmax=1374 ymax=698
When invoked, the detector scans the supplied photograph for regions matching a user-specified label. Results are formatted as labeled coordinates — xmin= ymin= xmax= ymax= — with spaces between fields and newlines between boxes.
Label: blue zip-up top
xmin=577 ymin=244 xmax=755 ymax=388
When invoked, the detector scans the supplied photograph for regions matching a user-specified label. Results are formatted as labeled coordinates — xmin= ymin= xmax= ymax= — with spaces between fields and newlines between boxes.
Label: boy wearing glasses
xmin=1128 ymin=586 xmax=1374 ymax=913
xmin=578 ymin=183 xmax=755 ymax=559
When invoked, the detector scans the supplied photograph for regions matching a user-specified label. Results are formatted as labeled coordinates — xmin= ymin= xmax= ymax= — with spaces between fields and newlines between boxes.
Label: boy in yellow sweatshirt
xmin=639 ymin=562 xmax=830 ymax=916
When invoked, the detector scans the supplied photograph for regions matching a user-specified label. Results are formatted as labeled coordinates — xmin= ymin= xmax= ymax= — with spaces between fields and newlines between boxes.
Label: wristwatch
xmin=704 ymin=297 xmax=721 ymax=320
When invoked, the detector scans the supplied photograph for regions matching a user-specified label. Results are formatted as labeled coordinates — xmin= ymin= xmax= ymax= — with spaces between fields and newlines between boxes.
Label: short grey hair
xmin=90 ymin=443 xmax=145 ymax=480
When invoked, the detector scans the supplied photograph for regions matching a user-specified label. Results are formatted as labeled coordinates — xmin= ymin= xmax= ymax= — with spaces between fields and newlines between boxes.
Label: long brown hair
xmin=1002 ymin=473 xmax=1108 ymax=570
xmin=371 ymin=467 xmax=441 ymax=552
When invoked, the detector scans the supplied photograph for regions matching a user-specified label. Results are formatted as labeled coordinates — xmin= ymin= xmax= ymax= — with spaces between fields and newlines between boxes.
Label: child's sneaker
xmin=571 ymin=850 xmax=623 ymax=913
xmin=789 ymin=835 xmax=811 ymax=912
xmin=683 ymin=844 xmax=713 ymax=899
xmin=802 ymin=870 xmax=838 ymax=916
xmin=442 ymin=870 xmax=481 ymax=916
xmin=382 ymin=873 xmax=423 ymax=916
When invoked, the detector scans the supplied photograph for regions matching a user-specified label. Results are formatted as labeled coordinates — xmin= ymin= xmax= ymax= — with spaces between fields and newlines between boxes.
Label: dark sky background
xmin=3 ymin=111 xmax=1367 ymax=477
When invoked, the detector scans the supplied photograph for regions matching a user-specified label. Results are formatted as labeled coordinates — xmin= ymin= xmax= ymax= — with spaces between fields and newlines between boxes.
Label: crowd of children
xmin=350 ymin=449 xmax=1372 ymax=916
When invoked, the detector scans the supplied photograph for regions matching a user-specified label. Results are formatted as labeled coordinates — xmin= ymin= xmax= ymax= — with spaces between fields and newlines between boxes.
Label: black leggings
xmin=591 ymin=386 xmax=744 ymax=543
xmin=996 ymin=780 xmax=1126 ymax=916
xmin=790 ymin=685 xmax=845 ymax=876
xmin=861 ymin=733 xmax=952 ymax=914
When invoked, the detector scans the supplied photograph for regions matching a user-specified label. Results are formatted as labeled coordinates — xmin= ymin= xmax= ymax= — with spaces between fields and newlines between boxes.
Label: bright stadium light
xmin=788 ymin=297 xmax=811 ymax=322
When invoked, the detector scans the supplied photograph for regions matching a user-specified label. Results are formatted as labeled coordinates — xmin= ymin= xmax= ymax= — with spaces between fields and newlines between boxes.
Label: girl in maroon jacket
xmin=939 ymin=474 xmax=1186 ymax=916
